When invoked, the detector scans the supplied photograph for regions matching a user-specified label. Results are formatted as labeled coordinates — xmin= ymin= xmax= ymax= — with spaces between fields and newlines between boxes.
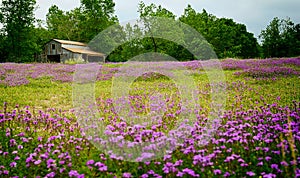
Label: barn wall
xmin=73 ymin=53 xmax=82 ymax=59
xmin=61 ymin=48 xmax=83 ymax=63
xmin=87 ymin=55 xmax=105 ymax=62
xmin=45 ymin=40 xmax=62 ymax=55
xmin=42 ymin=39 xmax=105 ymax=63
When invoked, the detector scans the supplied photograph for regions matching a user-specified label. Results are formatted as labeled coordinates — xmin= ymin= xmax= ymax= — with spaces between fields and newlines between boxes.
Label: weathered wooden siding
xmin=45 ymin=40 xmax=62 ymax=55
xmin=41 ymin=39 xmax=105 ymax=63
xmin=61 ymin=48 xmax=83 ymax=63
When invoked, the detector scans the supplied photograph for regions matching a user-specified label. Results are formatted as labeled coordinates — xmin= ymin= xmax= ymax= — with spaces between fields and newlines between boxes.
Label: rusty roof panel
xmin=63 ymin=47 xmax=105 ymax=56
xmin=53 ymin=39 xmax=87 ymax=46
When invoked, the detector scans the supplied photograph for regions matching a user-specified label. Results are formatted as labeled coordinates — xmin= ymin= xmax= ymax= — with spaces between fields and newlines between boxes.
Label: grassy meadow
xmin=0 ymin=58 xmax=299 ymax=177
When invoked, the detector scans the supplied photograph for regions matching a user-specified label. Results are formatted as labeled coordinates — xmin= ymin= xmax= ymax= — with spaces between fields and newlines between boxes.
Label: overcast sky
xmin=35 ymin=0 xmax=300 ymax=38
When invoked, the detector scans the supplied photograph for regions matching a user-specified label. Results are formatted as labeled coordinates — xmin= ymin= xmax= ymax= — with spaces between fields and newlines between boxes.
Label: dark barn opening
xmin=82 ymin=54 xmax=88 ymax=61
xmin=47 ymin=55 xmax=60 ymax=63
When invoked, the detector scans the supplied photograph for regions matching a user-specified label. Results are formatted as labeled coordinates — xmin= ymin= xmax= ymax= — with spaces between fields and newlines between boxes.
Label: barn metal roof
xmin=63 ymin=47 xmax=105 ymax=56
xmin=53 ymin=39 xmax=87 ymax=47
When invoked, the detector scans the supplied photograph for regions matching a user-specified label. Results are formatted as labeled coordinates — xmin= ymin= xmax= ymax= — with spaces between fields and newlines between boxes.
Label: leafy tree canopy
xmin=259 ymin=17 xmax=300 ymax=58
xmin=1 ymin=0 xmax=299 ymax=62
xmin=0 ymin=0 xmax=37 ymax=62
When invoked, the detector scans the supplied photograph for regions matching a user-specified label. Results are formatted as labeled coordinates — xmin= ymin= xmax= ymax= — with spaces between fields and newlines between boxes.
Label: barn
xmin=41 ymin=39 xmax=106 ymax=63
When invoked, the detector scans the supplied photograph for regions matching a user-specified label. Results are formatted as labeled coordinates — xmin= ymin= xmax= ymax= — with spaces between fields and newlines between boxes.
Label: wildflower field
xmin=0 ymin=58 xmax=300 ymax=178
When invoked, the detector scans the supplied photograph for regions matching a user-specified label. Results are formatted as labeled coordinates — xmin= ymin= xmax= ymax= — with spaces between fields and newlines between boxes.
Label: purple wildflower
xmin=246 ymin=171 xmax=255 ymax=176
xmin=34 ymin=160 xmax=42 ymax=165
xmin=21 ymin=137 xmax=29 ymax=143
xmin=280 ymin=161 xmax=288 ymax=166
xmin=95 ymin=162 xmax=107 ymax=172
xmin=77 ymin=174 xmax=85 ymax=178
xmin=141 ymin=174 xmax=148 ymax=178
xmin=174 ymin=160 xmax=183 ymax=166
xmin=182 ymin=168 xmax=199 ymax=177
xmin=60 ymin=168 xmax=65 ymax=173
xmin=237 ymin=158 xmax=245 ymax=163
xmin=69 ymin=170 xmax=79 ymax=177
xmin=271 ymin=164 xmax=278 ymax=169
xmin=38 ymin=136 xmax=42 ymax=142
xmin=26 ymin=157 xmax=33 ymax=163
xmin=295 ymin=169 xmax=300 ymax=177
xmin=46 ymin=158 xmax=56 ymax=168
xmin=45 ymin=172 xmax=55 ymax=178
xmin=47 ymin=158 xmax=55 ymax=165
xmin=262 ymin=173 xmax=276 ymax=178
xmin=3 ymin=170 xmax=9 ymax=175
xmin=122 ymin=172 xmax=132 ymax=178
xmin=214 ymin=169 xmax=222 ymax=175
xmin=240 ymin=163 xmax=248 ymax=167
xmin=257 ymin=162 xmax=263 ymax=166
xmin=40 ymin=153 xmax=49 ymax=160
xmin=17 ymin=132 xmax=25 ymax=137
xmin=265 ymin=156 xmax=272 ymax=161
xmin=148 ymin=170 xmax=155 ymax=175
xmin=10 ymin=162 xmax=17 ymax=167
xmin=86 ymin=160 xmax=95 ymax=166
xmin=14 ymin=156 xmax=20 ymax=161
xmin=176 ymin=172 xmax=184 ymax=177
xmin=290 ymin=160 xmax=297 ymax=165
xmin=223 ymin=172 xmax=230 ymax=177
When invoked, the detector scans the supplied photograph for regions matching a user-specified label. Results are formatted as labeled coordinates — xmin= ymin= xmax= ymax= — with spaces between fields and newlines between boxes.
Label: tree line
xmin=0 ymin=0 xmax=299 ymax=62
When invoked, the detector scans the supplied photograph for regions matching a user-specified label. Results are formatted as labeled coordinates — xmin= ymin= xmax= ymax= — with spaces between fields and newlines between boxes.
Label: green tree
xmin=0 ymin=0 xmax=37 ymax=62
xmin=293 ymin=24 xmax=300 ymax=56
xmin=137 ymin=2 xmax=196 ymax=60
xmin=179 ymin=5 xmax=259 ymax=59
xmin=46 ymin=0 xmax=118 ymax=43
xmin=31 ymin=20 xmax=52 ymax=61
xmin=79 ymin=0 xmax=118 ymax=42
xmin=259 ymin=17 xmax=300 ymax=57
xmin=138 ymin=1 xmax=176 ymax=53
xmin=236 ymin=24 xmax=260 ymax=58
xmin=46 ymin=5 xmax=79 ymax=40
xmin=108 ymin=23 xmax=144 ymax=62
xmin=0 ymin=31 xmax=8 ymax=62
xmin=259 ymin=17 xmax=282 ymax=57
xmin=280 ymin=18 xmax=300 ymax=57
xmin=260 ymin=17 xmax=300 ymax=57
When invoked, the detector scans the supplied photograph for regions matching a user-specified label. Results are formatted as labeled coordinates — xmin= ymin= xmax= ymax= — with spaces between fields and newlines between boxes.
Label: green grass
xmin=0 ymin=62 xmax=299 ymax=177
xmin=0 ymin=68 xmax=299 ymax=112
